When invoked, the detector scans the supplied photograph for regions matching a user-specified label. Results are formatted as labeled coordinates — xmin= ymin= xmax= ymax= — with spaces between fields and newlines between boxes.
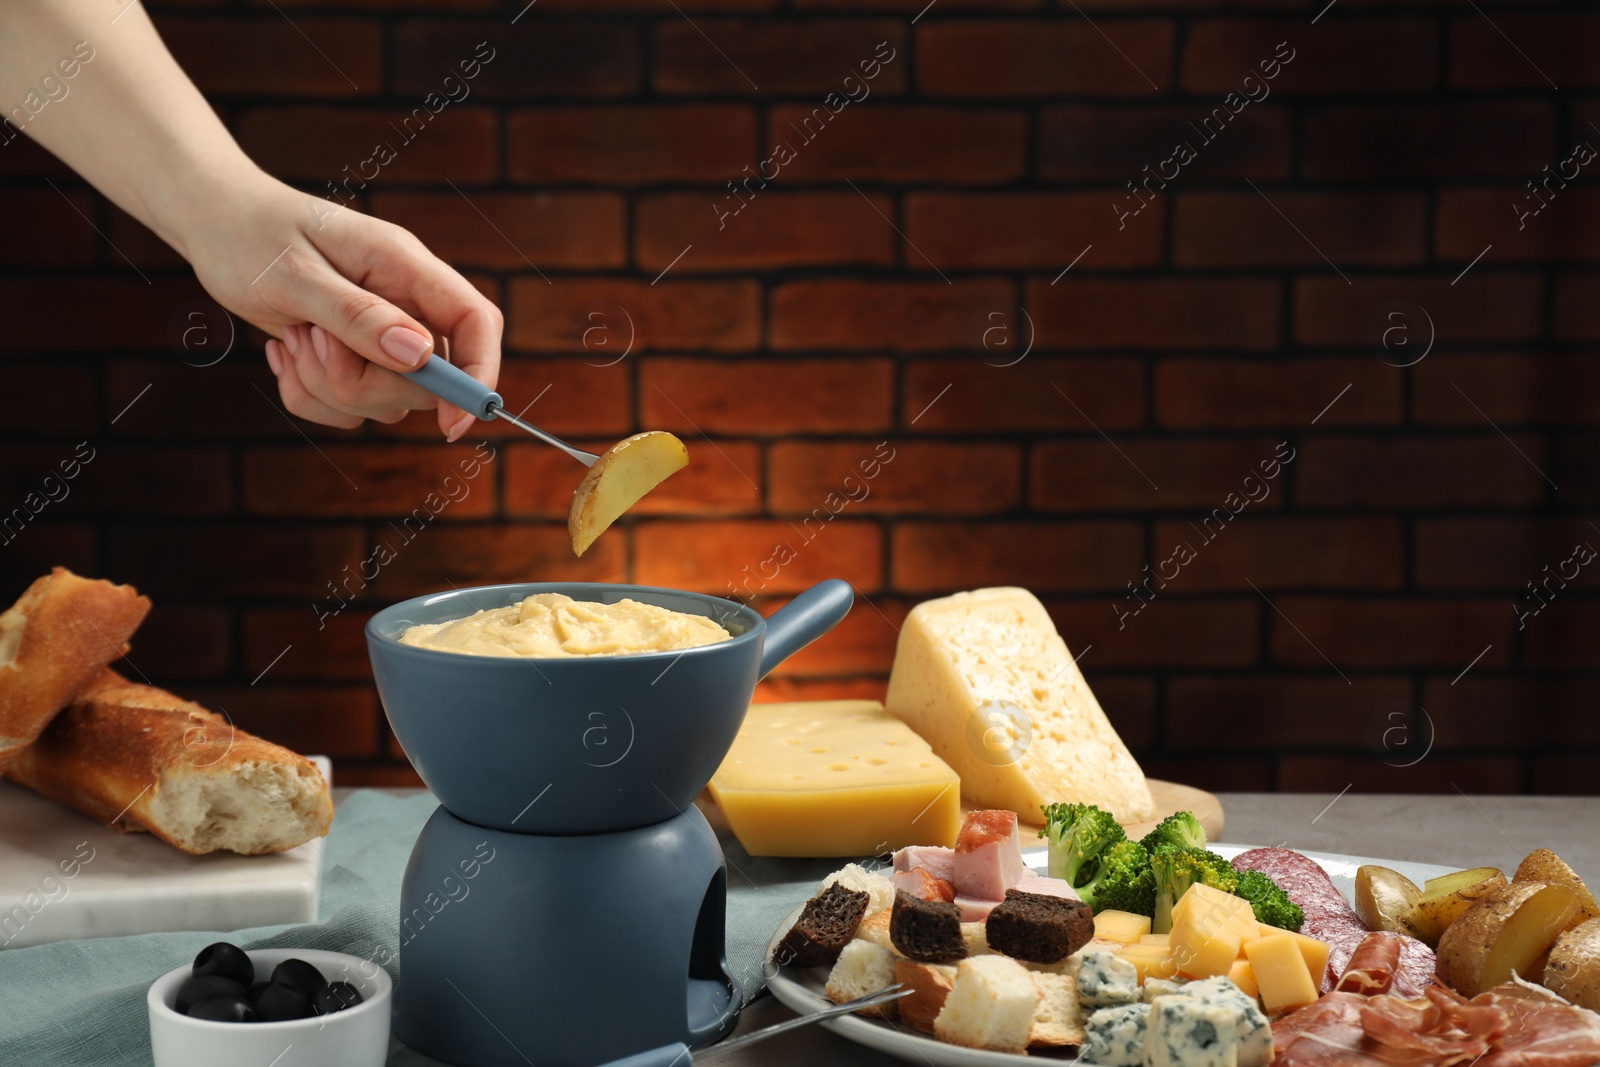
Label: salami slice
xmin=1232 ymin=847 xmax=1435 ymax=996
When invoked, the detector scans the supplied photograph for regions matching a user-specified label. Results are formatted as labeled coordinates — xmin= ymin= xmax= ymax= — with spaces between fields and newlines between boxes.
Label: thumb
xmin=292 ymin=263 xmax=435 ymax=372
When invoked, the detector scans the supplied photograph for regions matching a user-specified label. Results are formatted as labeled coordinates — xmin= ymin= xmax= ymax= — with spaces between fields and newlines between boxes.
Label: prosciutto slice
xmin=1335 ymin=932 xmax=1403 ymax=996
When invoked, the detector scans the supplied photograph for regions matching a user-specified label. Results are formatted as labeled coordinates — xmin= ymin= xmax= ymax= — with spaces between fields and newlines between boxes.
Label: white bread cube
xmin=855 ymin=909 xmax=897 ymax=953
xmin=934 ymin=954 xmax=1039 ymax=1053
xmin=1029 ymin=969 xmax=1086 ymax=1048
xmin=823 ymin=863 xmax=895 ymax=918
xmin=825 ymin=940 xmax=899 ymax=1019
xmin=961 ymin=921 xmax=992 ymax=957
xmin=895 ymin=959 xmax=958 ymax=1034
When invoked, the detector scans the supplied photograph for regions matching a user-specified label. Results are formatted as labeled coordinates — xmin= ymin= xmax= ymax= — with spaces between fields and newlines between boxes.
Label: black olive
xmin=248 ymin=980 xmax=269 ymax=1002
xmin=187 ymin=996 xmax=258 ymax=1023
xmin=175 ymin=975 xmax=248 ymax=1014
xmin=270 ymin=958 xmax=327 ymax=997
xmin=311 ymin=981 xmax=364 ymax=1015
xmin=192 ymin=942 xmax=254 ymax=988
xmin=254 ymin=980 xmax=313 ymax=1022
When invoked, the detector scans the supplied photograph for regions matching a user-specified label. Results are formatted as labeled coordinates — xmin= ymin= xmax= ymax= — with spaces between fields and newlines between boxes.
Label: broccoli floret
xmin=1039 ymin=802 xmax=1126 ymax=889
xmin=1078 ymin=839 xmax=1156 ymax=916
xmin=1150 ymin=846 xmax=1240 ymax=934
xmin=1235 ymin=869 xmax=1305 ymax=931
xmin=1138 ymin=811 xmax=1207 ymax=854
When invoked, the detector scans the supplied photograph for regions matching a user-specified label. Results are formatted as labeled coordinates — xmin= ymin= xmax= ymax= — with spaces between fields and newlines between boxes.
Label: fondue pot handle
xmin=595 ymin=1044 xmax=692 ymax=1067
xmin=758 ymin=578 xmax=854 ymax=681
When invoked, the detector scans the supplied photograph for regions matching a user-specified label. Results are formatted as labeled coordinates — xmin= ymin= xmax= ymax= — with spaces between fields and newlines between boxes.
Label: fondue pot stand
xmin=366 ymin=580 xmax=854 ymax=1067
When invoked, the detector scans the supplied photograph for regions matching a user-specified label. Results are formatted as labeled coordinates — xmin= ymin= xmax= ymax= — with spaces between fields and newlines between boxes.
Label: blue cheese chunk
xmin=1161 ymin=977 xmax=1270 ymax=1067
xmin=1144 ymin=996 xmax=1238 ymax=1067
xmin=1075 ymin=950 xmax=1141 ymax=1008
xmin=1142 ymin=977 xmax=1190 ymax=1002
xmin=1080 ymin=1003 xmax=1150 ymax=1067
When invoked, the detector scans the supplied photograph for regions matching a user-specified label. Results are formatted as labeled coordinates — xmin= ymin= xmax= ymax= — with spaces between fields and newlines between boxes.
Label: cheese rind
xmin=709 ymin=700 xmax=961 ymax=856
xmin=885 ymin=588 xmax=1156 ymax=822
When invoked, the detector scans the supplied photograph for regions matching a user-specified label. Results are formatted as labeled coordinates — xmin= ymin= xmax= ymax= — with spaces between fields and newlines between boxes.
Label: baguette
xmin=0 ymin=568 xmax=150 ymax=772
xmin=6 ymin=669 xmax=333 ymax=855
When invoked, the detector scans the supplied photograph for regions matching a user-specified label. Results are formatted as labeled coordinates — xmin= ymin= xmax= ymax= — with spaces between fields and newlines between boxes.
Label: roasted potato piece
xmin=1436 ymin=881 xmax=1583 ymax=996
xmin=1544 ymin=917 xmax=1600 ymax=1012
xmin=1513 ymin=849 xmax=1600 ymax=927
xmin=1355 ymin=865 xmax=1422 ymax=934
xmin=1406 ymin=867 xmax=1507 ymax=947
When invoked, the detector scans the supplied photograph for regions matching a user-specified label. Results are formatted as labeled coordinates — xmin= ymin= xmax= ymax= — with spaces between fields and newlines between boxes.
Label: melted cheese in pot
xmin=398 ymin=593 xmax=731 ymax=658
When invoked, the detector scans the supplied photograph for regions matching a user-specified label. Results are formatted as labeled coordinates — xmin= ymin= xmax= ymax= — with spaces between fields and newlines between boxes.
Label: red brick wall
xmin=2 ymin=1 xmax=1595 ymax=795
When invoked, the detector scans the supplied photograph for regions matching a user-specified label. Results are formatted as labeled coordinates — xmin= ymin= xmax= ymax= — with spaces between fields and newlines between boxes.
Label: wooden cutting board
xmin=0 ymin=756 xmax=328 ymax=950
xmin=698 ymin=778 xmax=1224 ymax=850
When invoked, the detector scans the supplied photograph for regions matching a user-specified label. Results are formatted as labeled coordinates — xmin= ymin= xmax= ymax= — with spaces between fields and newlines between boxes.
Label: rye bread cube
xmin=776 ymin=882 xmax=870 ymax=969
xmin=891 ymin=889 xmax=967 ymax=963
xmin=984 ymin=888 xmax=1095 ymax=963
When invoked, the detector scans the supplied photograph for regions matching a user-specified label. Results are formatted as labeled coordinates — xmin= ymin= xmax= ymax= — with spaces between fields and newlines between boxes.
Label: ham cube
xmin=893 ymin=845 xmax=955 ymax=883
xmin=1014 ymin=873 xmax=1080 ymax=901
xmin=953 ymin=810 xmax=1024 ymax=902
xmin=955 ymin=895 xmax=1001 ymax=923
xmin=893 ymin=867 xmax=956 ymax=903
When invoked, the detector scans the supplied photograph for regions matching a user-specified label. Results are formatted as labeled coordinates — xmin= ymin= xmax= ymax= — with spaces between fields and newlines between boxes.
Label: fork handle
xmin=406 ymin=353 xmax=502 ymax=420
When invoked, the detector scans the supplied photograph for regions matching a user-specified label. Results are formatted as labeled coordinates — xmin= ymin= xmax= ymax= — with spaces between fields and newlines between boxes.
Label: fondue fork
xmin=408 ymin=351 xmax=597 ymax=466
xmin=600 ymin=985 xmax=913 ymax=1067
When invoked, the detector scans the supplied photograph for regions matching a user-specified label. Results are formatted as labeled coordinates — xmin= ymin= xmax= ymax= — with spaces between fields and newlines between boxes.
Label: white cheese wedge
xmin=885 ymin=587 xmax=1156 ymax=823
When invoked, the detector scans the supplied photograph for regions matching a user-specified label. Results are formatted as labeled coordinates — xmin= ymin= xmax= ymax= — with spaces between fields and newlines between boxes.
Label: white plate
xmin=765 ymin=843 xmax=1458 ymax=1067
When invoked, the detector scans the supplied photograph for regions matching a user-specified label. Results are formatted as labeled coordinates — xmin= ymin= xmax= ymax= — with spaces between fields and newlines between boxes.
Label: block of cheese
xmin=1172 ymin=885 xmax=1260 ymax=978
xmin=1242 ymin=934 xmax=1319 ymax=1017
xmin=708 ymin=700 xmax=961 ymax=857
xmin=1094 ymin=909 xmax=1153 ymax=945
xmin=1256 ymin=923 xmax=1331 ymax=982
xmin=885 ymin=588 xmax=1155 ymax=823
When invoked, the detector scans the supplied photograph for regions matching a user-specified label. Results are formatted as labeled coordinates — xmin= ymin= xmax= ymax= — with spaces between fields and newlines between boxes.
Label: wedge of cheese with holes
xmin=885 ymin=588 xmax=1155 ymax=823
xmin=708 ymin=700 xmax=961 ymax=856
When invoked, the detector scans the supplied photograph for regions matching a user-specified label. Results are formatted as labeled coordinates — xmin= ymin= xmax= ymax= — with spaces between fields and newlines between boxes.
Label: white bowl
xmin=148 ymin=947 xmax=390 ymax=1067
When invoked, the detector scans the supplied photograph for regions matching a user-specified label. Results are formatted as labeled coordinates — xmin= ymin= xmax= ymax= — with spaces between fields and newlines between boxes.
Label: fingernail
xmin=265 ymin=342 xmax=283 ymax=376
xmin=446 ymin=414 xmax=474 ymax=442
xmin=311 ymin=326 xmax=329 ymax=366
xmin=282 ymin=326 xmax=300 ymax=358
xmin=381 ymin=326 xmax=432 ymax=368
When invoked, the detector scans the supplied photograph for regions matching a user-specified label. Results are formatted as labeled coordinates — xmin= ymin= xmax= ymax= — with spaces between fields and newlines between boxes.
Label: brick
xmin=242 ymin=609 xmax=372 ymax=681
xmin=1 ymin=188 xmax=97 ymax=265
xmin=1416 ymin=519 xmax=1600 ymax=592
xmin=1296 ymin=435 xmax=1550 ymax=509
xmin=369 ymin=192 xmax=625 ymax=269
xmin=1554 ymin=437 xmax=1600 ymax=507
xmin=770 ymin=280 xmax=1012 ymax=351
xmin=1047 ymin=598 xmax=1260 ymax=668
xmin=1028 ymin=278 xmax=1280 ymax=351
xmin=391 ymin=20 xmax=640 ymax=99
xmin=236 ymin=106 xmax=497 ymax=183
xmin=1554 ymin=272 xmax=1600 ymax=341
xmin=1294 ymin=274 xmax=1544 ymax=346
xmin=1304 ymin=102 xmax=1554 ymax=180
xmin=334 ymin=764 xmax=426 ymax=789
xmin=505 ymin=439 xmax=761 ymax=517
xmin=55 ymin=446 xmax=232 ymax=517
xmin=371 ymin=525 xmax=625 ymax=599
xmin=0 ymin=363 xmax=96 ymax=434
xmin=642 ymin=358 xmax=893 ymax=435
xmin=891 ymin=521 xmax=1141 ymax=594
xmin=1437 ymin=188 xmax=1600 ymax=264
xmin=1088 ymin=678 xmax=1159 ymax=753
xmin=636 ymin=192 xmax=895 ymax=271
xmin=122 ymin=606 xmax=232 ymax=682
xmin=159 ymin=17 xmax=380 ymax=96
xmin=1150 ymin=518 xmax=1404 ymax=591
xmin=765 ymin=593 xmax=907 ymax=677
xmin=373 ymin=358 xmax=632 ymax=440
xmin=754 ymin=677 xmax=887 ymax=703
xmin=507 ymin=106 xmax=755 ymax=183
xmin=635 ymin=520 xmax=882 ymax=595
xmin=1414 ymin=354 xmax=1600 ymax=426
xmin=184 ymin=685 xmax=379 ymax=760
xmin=765 ymin=105 xmax=1026 ymax=184
xmin=1520 ymin=600 xmax=1600 ymax=670
xmin=1450 ymin=15 xmax=1600 ymax=89
xmin=656 ymin=20 xmax=905 ymax=95
xmin=508 ymin=279 xmax=759 ymax=353
xmin=795 ymin=0 xmax=1036 ymax=8
xmin=919 ymin=21 xmax=1173 ymax=97
xmin=1532 ymin=757 xmax=1600 ymax=796
xmin=903 ymin=358 xmax=1146 ymax=433
xmin=904 ymin=193 xmax=1164 ymax=269
xmin=1268 ymin=597 xmax=1511 ymax=669
xmin=1038 ymin=105 xmax=1293 ymax=181
xmin=1157 ymin=358 xmax=1399 ymax=429
xmin=241 ymin=445 xmax=495 ymax=518
xmin=1167 ymin=677 xmax=1411 ymax=750
xmin=535 ymin=0 xmax=776 ymax=8
xmin=1032 ymin=437 xmax=1288 ymax=513
xmin=0 ymin=525 xmax=97 ymax=590
xmin=0 ymin=278 xmax=208 ymax=353
xmin=1141 ymin=758 xmax=1274 ymax=794
xmin=1174 ymin=191 xmax=1426 ymax=267
xmin=105 ymin=203 xmax=189 ymax=269
xmin=106 ymin=358 xmax=348 ymax=440
xmin=0 ymin=127 xmax=76 ymax=177
xmin=1277 ymin=756 xmax=1524 ymax=795
xmin=252 ymin=0 xmax=496 ymax=8
xmin=1183 ymin=19 xmax=1436 ymax=94
xmin=770 ymin=441 xmax=1020 ymax=515
xmin=1426 ymin=678 xmax=1600 ymax=748
xmin=111 ymin=525 xmax=364 ymax=600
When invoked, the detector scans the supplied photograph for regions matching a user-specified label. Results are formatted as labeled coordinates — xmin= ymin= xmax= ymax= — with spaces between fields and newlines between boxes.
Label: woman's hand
xmin=183 ymin=173 xmax=502 ymax=439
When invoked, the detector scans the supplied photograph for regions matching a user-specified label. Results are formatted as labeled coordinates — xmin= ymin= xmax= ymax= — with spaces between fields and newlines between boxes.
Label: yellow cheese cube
xmin=1093 ymin=910 xmax=1153 ymax=945
xmin=1243 ymin=934 xmax=1319 ymax=1018
xmin=1115 ymin=945 xmax=1178 ymax=982
xmin=1174 ymin=884 xmax=1259 ymax=945
xmin=1227 ymin=959 xmax=1260 ymax=1002
xmin=1138 ymin=933 xmax=1170 ymax=947
xmin=708 ymin=701 xmax=961 ymax=856
xmin=1256 ymin=924 xmax=1331 ymax=983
